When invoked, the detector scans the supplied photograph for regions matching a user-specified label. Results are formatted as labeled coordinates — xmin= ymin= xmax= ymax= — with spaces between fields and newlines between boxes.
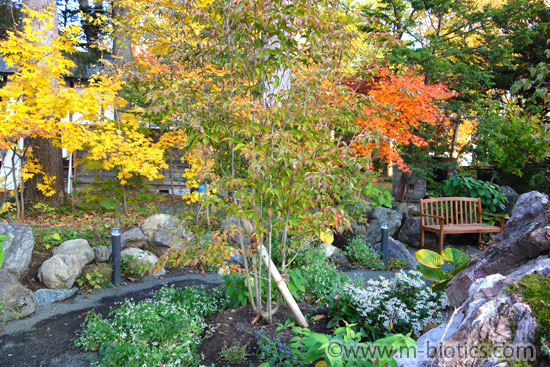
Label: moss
xmin=516 ymin=274 xmax=550 ymax=350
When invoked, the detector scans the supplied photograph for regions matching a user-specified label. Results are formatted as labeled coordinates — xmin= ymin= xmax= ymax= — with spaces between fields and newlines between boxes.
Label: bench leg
xmin=420 ymin=228 xmax=425 ymax=249
xmin=478 ymin=233 xmax=482 ymax=247
xmin=439 ymin=233 xmax=444 ymax=254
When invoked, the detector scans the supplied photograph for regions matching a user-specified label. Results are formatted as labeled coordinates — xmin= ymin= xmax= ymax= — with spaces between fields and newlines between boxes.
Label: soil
xmin=19 ymin=250 xmax=52 ymax=291
xmin=199 ymin=303 xmax=330 ymax=367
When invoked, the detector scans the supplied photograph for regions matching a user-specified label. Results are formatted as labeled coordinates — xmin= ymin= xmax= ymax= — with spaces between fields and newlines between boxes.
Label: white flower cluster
xmin=344 ymin=271 xmax=448 ymax=338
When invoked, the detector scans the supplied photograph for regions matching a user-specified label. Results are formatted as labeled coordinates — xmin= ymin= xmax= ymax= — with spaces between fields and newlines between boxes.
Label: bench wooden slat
xmin=420 ymin=197 xmax=505 ymax=253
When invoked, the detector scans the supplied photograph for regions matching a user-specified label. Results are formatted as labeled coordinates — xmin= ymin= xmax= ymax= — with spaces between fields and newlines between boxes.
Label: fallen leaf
xmin=251 ymin=314 xmax=261 ymax=325
xmin=313 ymin=314 xmax=326 ymax=321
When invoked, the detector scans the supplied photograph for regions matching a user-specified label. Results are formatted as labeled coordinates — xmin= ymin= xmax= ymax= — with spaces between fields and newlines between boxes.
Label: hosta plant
xmin=416 ymin=248 xmax=470 ymax=292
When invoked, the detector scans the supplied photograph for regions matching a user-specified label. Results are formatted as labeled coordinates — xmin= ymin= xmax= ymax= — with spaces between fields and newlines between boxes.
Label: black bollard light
xmin=381 ymin=222 xmax=389 ymax=267
xmin=111 ymin=228 xmax=121 ymax=285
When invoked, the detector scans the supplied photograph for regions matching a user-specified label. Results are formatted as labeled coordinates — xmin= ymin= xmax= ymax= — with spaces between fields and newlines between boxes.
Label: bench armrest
xmin=480 ymin=212 xmax=506 ymax=219
xmin=481 ymin=212 xmax=506 ymax=231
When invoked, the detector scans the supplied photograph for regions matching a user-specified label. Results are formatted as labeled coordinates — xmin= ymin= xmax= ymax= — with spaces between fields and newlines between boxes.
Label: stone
xmin=92 ymin=246 xmax=111 ymax=263
xmin=34 ymin=288 xmax=78 ymax=306
xmin=121 ymin=247 xmax=159 ymax=272
xmin=373 ymin=237 xmax=418 ymax=269
xmin=446 ymin=191 xmax=550 ymax=307
xmin=364 ymin=206 xmax=403 ymax=245
xmin=54 ymin=239 xmax=94 ymax=265
xmin=394 ymin=202 xmax=410 ymax=217
xmin=499 ymin=185 xmax=519 ymax=215
xmin=221 ymin=216 xmax=253 ymax=248
xmin=351 ymin=222 xmax=367 ymax=239
xmin=397 ymin=216 xmax=437 ymax=249
xmin=121 ymin=228 xmax=146 ymax=249
xmin=37 ymin=253 xmax=89 ymax=289
xmin=0 ymin=269 xmax=35 ymax=323
xmin=432 ymin=274 xmax=537 ymax=367
xmin=332 ymin=251 xmax=354 ymax=271
xmin=227 ymin=248 xmax=245 ymax=266
xmin=141 ymin=214 xmax=194 ymax=256
xmin=320 ymin=243 xmax=340 ymax=258
xmin=396 ymin=311 xmax=464 ymax=367
xmin=0 ymin=223 xmax=34 ymax=278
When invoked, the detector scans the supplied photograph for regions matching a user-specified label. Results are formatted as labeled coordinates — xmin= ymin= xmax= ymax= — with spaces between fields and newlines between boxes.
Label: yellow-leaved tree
xmin=0 ymin=6 xmax=166 ymax=218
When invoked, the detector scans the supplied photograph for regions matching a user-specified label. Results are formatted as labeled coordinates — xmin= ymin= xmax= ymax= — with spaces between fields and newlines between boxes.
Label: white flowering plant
xmin=75 ymin=285 xmax=225 ymax=367
xmin=344 ymin=271 xmax=448 ymax=340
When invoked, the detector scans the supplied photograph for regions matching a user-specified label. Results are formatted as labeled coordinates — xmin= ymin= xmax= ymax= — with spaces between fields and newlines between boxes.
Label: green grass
xmin=516 ymin=274 xmax=550 ymax=354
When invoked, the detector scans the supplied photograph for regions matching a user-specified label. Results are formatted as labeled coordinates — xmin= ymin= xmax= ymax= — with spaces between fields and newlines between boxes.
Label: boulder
xmin=221 ymin=216 xmax=253 ymax=248
xmin=121 ymin=247 xmax=159 ymax=273
xmin=446 ymin=191 xmax=550 ymax=307
xmin=54 ymin=239 xmax=94 ymax=265
xmin=321 ymin=243 xmax=340 ymax=258
xmin=92 ymin=246 xmax=111 ymax=263
xmin=432 ymin=274 xmax=537 ymax=367
xmin=351 ymin=222 xmax=367 ymax=239
xmin=373 ymin=237 xmax=418 ymax=269
xmin=0 ymin=269 xmax=35 ymax=322
xmin=121 ymin=228 xmax=146 ymax=249
xmin=141 ymin=214 xmax=194 ymax=256
xmin=34 ymin=288 xmax=78 ymax=306
xmin=499 ymin=185 xmax=519 ymax=215
xmin=37 ymin=253 xmax=89 ymax=289
xmin=397 ymin=216 xmax=437 ymax=249
xmin=364 ymin=206 xmax=403 ymax=245
xmin=0 ymin=223 xmax=34 ymax=278
xmin=227 ymin=248 xmax=245 ymax=266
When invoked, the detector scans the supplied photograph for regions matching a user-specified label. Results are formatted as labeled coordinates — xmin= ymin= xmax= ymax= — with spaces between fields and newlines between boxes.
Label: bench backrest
xmin=420 ymin=197 xmax=482 ymax=226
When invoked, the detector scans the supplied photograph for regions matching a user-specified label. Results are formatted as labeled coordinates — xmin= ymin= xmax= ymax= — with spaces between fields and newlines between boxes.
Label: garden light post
xmin=111 ymin=228 xmax=121 ymax=285
xmin=381 ymin=222 xmax=389 ymax=267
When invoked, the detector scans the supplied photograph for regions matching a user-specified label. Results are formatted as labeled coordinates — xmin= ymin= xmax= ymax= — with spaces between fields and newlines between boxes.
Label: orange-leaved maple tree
xmin=346 ymin=65 xmax=457 ymax=171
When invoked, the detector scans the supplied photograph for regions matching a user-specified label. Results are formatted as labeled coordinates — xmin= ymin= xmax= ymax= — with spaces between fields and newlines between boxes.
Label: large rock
xmin=121 ymin=228 xmax=146 ymax=249
xmin=499 ymin=185 xmax=519 ymax=215
xmin=447 ymin=191 xmax=550 ymax=307
xmin=364 ymin=207 xmax=403 ymax=245
xmin=373 ymin=237 xmax=418 ymax=269
xmin=141 ymin=214 xmax=194 ymax=256
xmin=0 ymin=223 xmax=34 ymax=278
xmin=0 ymin=269 xmax=35 ymax=322
xmin=37 ymin=253 xmax=89 ymax=289
xmin=121 ymin=247 xmax=159 ymax=273
xmin=397 ymin=216 xmax=437 ymax=249
xmin=54 ymin=239 xmax=94 ymax=265
xmin=34 ymin=288 xmax=78 ymax=306
xmin=432 ymin=274 xmax=537 ymax=367
xmin=93 ymin=246 xmax=111 ymax=263
xmin=221 ymin=216 xmax=253 ymax=248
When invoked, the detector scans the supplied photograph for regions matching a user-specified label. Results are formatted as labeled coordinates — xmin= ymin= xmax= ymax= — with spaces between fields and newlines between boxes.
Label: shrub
xmin=256 ymin=329 xmax=300 ymax=366
xmin=344 ymin=271 xmax=448 ymax=339
xmin=299 ymin=254 xmax=351 ymax=302
xmin=346 ymin=236 xmax=384 ymax=270
xmin=439 ymin=172 xmax=506 ymax=214
xmin=75 ymin=285 xmax=223 ymax=367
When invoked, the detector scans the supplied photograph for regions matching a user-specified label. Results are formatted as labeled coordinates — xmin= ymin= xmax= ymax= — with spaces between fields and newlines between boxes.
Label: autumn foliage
xmin=346 ymin=66 xmax=456 ymax=171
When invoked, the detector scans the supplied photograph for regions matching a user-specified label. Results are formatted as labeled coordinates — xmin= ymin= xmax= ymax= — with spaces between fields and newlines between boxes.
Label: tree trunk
xmin=23 ymin=0 xmax=65 ymax=207
xmin=111 ymin=1 xmax=132 ymax=67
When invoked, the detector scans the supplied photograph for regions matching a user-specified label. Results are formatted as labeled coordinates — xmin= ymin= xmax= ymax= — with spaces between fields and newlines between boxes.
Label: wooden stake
xmin=258 ymin=244 xmax=308 ymax=328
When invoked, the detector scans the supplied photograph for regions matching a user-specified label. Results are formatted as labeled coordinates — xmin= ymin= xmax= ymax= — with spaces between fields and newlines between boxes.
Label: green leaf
xmin=415 ymin=249 xmax=444 ymax=269
xmin=417 ymin=264 xmax=449 ymax=282
xmin=442 ymin=248 xmax=470 ymax=267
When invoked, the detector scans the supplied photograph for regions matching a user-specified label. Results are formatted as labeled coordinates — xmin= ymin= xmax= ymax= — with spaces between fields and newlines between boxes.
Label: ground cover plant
xmin=76 ymin=286 xmax=225 ymax=367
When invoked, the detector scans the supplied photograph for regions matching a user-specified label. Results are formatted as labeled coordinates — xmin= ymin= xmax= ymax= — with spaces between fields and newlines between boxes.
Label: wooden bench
xmin=420 ymin=197 xmax=505 ymax=253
